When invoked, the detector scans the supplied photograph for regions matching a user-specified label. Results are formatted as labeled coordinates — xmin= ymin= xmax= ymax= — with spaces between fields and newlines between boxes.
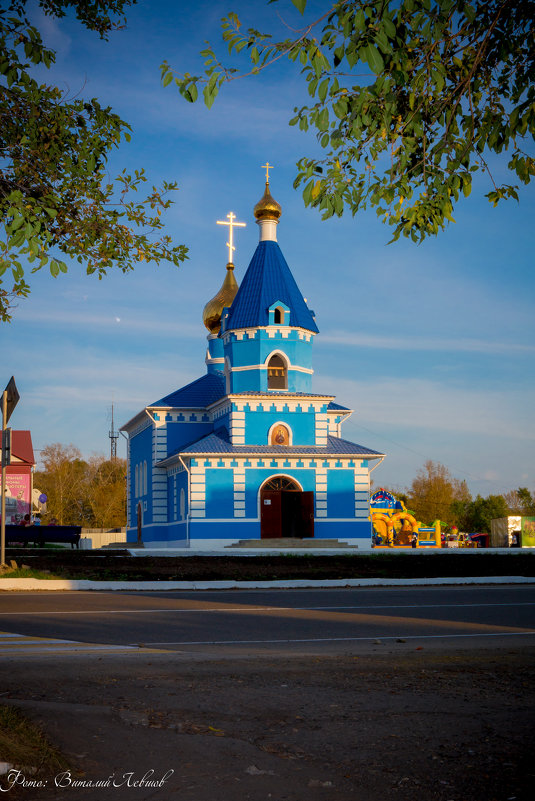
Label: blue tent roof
xmin=225 ymin=240 xmax=319 ymax=333
xmin=150 ymin=372 xmax=226 ymax=408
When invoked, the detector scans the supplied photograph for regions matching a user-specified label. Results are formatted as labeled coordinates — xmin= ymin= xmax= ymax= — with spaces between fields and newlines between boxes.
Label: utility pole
xmin=1 ymin=377 xmax=19 ymax=568
xmin=109 ymin=403 xmax=118 ymax=461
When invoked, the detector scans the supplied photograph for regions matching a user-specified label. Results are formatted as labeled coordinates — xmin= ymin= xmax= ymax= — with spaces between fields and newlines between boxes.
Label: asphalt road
xmin=1 ymin=586 xmax=535 ymax=801
xmin=1 ymin=584 xmax=534 ymax=657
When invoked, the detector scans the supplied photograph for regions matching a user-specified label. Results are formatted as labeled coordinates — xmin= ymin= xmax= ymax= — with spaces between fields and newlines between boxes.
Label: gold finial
xmin=216 ymin=211 xmax=246 ymax=265
xmin=261 ymin=162 xmax=273 ymax=182
xmin=254 ymin=176 xmax=282 ymax=221
xmin=202 ymin=263 xmax=239 ymax=333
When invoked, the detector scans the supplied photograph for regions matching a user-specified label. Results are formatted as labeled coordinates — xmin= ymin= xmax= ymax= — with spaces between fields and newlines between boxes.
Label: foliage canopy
xmin=164 ymin=0 xmax=535 ymax=242
xmin=0 ymin=0 xmax=187 ymax=322
xmin=35 ymin=443 xmax=126 ymax=527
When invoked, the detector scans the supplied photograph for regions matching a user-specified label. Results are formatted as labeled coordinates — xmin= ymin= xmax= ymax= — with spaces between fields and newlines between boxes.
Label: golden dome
xmin=202 ymin=263 xmax=239 ymax=333
xmin=254 ymin=182 xmax=282 ymax=221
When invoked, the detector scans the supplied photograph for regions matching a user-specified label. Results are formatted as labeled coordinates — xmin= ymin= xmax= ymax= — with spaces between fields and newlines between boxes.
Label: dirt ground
xmin=2 ymin=647 xmax=534 ymax=801
xmin=5 ymin=549 xmax=535 ymax=581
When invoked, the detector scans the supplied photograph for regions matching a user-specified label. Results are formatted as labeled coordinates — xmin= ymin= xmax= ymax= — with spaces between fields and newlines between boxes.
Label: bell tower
xmin=221 ymin=168 xmax=318 ymax=394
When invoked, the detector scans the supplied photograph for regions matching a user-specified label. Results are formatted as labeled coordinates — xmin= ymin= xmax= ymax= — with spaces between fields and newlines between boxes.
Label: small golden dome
xmin=202 ymin=263 xmax=239 ymax=333
xmin=254 ymin=182 xmax=282 ymax=221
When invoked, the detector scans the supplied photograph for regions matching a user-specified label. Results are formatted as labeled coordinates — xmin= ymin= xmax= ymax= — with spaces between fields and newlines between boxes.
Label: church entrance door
xmin=260 ymin=477 xmax=314 ymax=539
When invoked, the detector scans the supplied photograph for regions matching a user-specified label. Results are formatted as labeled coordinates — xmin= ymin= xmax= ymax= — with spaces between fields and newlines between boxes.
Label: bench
xmin=5 ymin=524 xmax=82 ymax=549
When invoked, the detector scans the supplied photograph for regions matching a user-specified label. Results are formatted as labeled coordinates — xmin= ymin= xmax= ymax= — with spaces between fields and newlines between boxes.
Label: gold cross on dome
xmin=261 ymin=162 xmax=273 ymax=182
xmin=216 ymin=211 xmax=246 ymax=264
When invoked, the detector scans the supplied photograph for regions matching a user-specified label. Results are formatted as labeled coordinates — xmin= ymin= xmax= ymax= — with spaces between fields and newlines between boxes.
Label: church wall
xmin=129 ymin=424 xmax=152 ymax=524
xmin=225 ymin=328 xmax=313 ymax=394
xmin=314 ymin=519 xmax=372 ymax=545
xmin=165 ymin=418 xmax=214 ymax=455
xmin=205 ymin=468 xmax=235 ymax=518
xmin=224 ymin=328 xmax=313 ymax=367
xmin=167 ymin=469 xmax=189 ymax=524
xmin=229 ymin=366 xmax=312 ymax=394
xmin=327 ymin=468 xmax=359 ymax=518
xmin=244 ymin=409 xmax=315 ymax=446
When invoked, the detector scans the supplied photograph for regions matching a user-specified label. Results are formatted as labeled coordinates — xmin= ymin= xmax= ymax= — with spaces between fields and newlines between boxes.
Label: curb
xmin=0 ymin=576 xmax=534 ymax=591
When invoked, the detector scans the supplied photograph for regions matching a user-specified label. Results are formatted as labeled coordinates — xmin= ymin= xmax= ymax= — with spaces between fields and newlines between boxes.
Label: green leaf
xmin=188 ymin=83 xmax=198 ymax=103
xmin=50 ymin=261 xmax=60 ymax=278
xmin=10 ymin=215 xmax=25 ymax=231
xmin=162 ymin=71 xmax=173 ymax=88
xmin=364 ymin=44 xmax=384 ymax=75
xmin=291 ymin=0 xmax=307 ymax=14
xmin=317 ymin=78 xmax=329 ymax=103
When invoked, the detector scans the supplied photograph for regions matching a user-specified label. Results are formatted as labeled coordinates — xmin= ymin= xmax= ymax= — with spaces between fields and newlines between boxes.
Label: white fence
xmin=80 ymin=528 xmax=127 ymax=550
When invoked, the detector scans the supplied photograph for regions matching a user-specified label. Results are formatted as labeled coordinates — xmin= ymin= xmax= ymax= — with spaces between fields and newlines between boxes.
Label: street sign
xmin=1 ymin=428 xmax=11 ymax=467
xmin=4 ymin=376 xmax=19 ymax=425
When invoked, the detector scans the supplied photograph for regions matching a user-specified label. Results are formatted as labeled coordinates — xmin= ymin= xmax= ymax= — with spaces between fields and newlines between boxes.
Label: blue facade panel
xmin=129 ymin=425 xmax=152 ymax=523
xmin=327 ymin=469 xmax=356 ymax=518
xmin=166 ymin=421 xmax=213 ymax=455
xmin=225 ymin=329 xmax=313 ymax=394
xmin=314 ymin=519 xmax=371 ymax=542
xmin=167 ymin=474 xmax=175 ymax=522
xmin=244 ymin=409 xmax=315 ymax=446
xmin=205 ymin=468 xmax=235 ymax=519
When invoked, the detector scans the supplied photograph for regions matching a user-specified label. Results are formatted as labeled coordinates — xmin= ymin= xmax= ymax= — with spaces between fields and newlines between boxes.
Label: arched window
xmin=135 ymin=464 xmax=139 ymax=497
xmin=274 ymin=307 xmax=284 ymax=324
xmin=180 ymin=488 xmax=185 ymax=519
xmin=270 ymin=424 xmax=290 ymax=446
xmin=263 ymin=476 xmax=300 ymax=492
xmin=267 ymin=353 xmax=287 ymax=389
xmin=143 ymin=461 xmax=148 ymax=495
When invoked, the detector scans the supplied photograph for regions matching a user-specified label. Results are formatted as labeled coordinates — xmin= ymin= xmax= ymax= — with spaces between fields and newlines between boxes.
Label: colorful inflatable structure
xmin=370 ymin=489 xmax=441 ymax=548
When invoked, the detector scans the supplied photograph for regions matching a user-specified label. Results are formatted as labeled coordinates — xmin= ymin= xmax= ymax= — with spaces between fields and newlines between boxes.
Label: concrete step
xmin=100 ymin=542 xmax=139 ymax=549
xmin=226 ymin=538 xmax=353 ymax=549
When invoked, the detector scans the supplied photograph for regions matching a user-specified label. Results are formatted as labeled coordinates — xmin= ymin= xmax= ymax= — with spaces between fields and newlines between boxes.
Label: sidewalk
xmin=1 ymin=575 xmax=534 ymax=591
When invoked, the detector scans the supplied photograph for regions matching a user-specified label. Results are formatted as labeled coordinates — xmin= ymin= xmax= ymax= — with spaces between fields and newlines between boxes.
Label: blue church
xmin=121 ymin=174 xmax=385 ymax=549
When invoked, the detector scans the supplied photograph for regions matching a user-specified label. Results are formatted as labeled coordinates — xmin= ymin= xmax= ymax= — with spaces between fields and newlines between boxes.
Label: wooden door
xmin=299 ymin=491 xmax=315 ymax=538
xmin=280 ymin=491 xmax=314 ymax=538
xmin=261 ymin=490 xmax=282 ymax=538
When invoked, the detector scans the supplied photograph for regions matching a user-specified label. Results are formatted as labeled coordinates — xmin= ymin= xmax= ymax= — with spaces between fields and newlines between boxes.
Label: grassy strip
xmin=0 ymin=705 xmax=68 ymax=793
xmin=0 ymin=566 xmax=64 ymax=580
xmin=1 ymin=552 xmax=534 ymax=582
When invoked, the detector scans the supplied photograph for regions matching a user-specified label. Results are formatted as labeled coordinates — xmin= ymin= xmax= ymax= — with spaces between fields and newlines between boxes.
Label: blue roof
xmin=170 ymin=430 xmax=383 ymax=458
xmin=150 ymin=372 xmax=226 ymax=408
xmin=225 ymin=240 xmax=319 ymax=333
xmin=327 ymin=401 xmax=350 ymax=411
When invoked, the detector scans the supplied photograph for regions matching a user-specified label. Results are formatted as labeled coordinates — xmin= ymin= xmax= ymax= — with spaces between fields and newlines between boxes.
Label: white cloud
xmin=319 ymin=331 xmax=535 ymax=355
xmin=315 ymin=375 xmax=535 ymax=441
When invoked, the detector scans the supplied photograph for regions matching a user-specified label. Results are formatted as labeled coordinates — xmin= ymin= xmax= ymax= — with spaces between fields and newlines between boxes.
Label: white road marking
xmin=143 ymin=630 xmax=535 ymax=646
xmin=0 ymin=631 xmax=153 ymax=654
xmin=0 ymin=601 xmax=534 ymax=616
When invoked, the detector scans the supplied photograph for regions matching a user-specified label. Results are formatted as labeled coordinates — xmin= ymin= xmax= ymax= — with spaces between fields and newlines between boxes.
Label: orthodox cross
xmin=217 ymin=211 xmax=246 ymax=264
xmin=261 ymin=162 xmax=273 ymax=182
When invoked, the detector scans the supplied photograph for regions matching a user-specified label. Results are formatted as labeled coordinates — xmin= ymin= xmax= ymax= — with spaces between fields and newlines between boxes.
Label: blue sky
xmin=2 ymin=0 xmax=534 ymax=497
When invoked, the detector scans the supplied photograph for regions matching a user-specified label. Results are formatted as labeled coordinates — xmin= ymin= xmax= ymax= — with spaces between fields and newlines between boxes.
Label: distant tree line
xmin=382 ymin=460 xmax=535 ymax=533
xmin=34 ymin=443 xmax=126 ymax=528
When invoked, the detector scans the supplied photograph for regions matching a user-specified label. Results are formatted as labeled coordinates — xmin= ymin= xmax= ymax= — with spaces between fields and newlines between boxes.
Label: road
xmin=1 ymin=584 xmax=534 ymax=657
xmin=1 ymin=585 xmax=534 ymax=800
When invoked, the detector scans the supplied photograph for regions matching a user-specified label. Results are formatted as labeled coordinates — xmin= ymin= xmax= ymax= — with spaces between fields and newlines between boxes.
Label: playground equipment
xmin=370 ymin=489 xmax=441 ymax=548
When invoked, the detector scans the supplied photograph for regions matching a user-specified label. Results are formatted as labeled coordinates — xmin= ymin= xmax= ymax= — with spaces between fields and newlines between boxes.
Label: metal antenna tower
xmin=109 ymin=403 xmax=118 ymax=461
